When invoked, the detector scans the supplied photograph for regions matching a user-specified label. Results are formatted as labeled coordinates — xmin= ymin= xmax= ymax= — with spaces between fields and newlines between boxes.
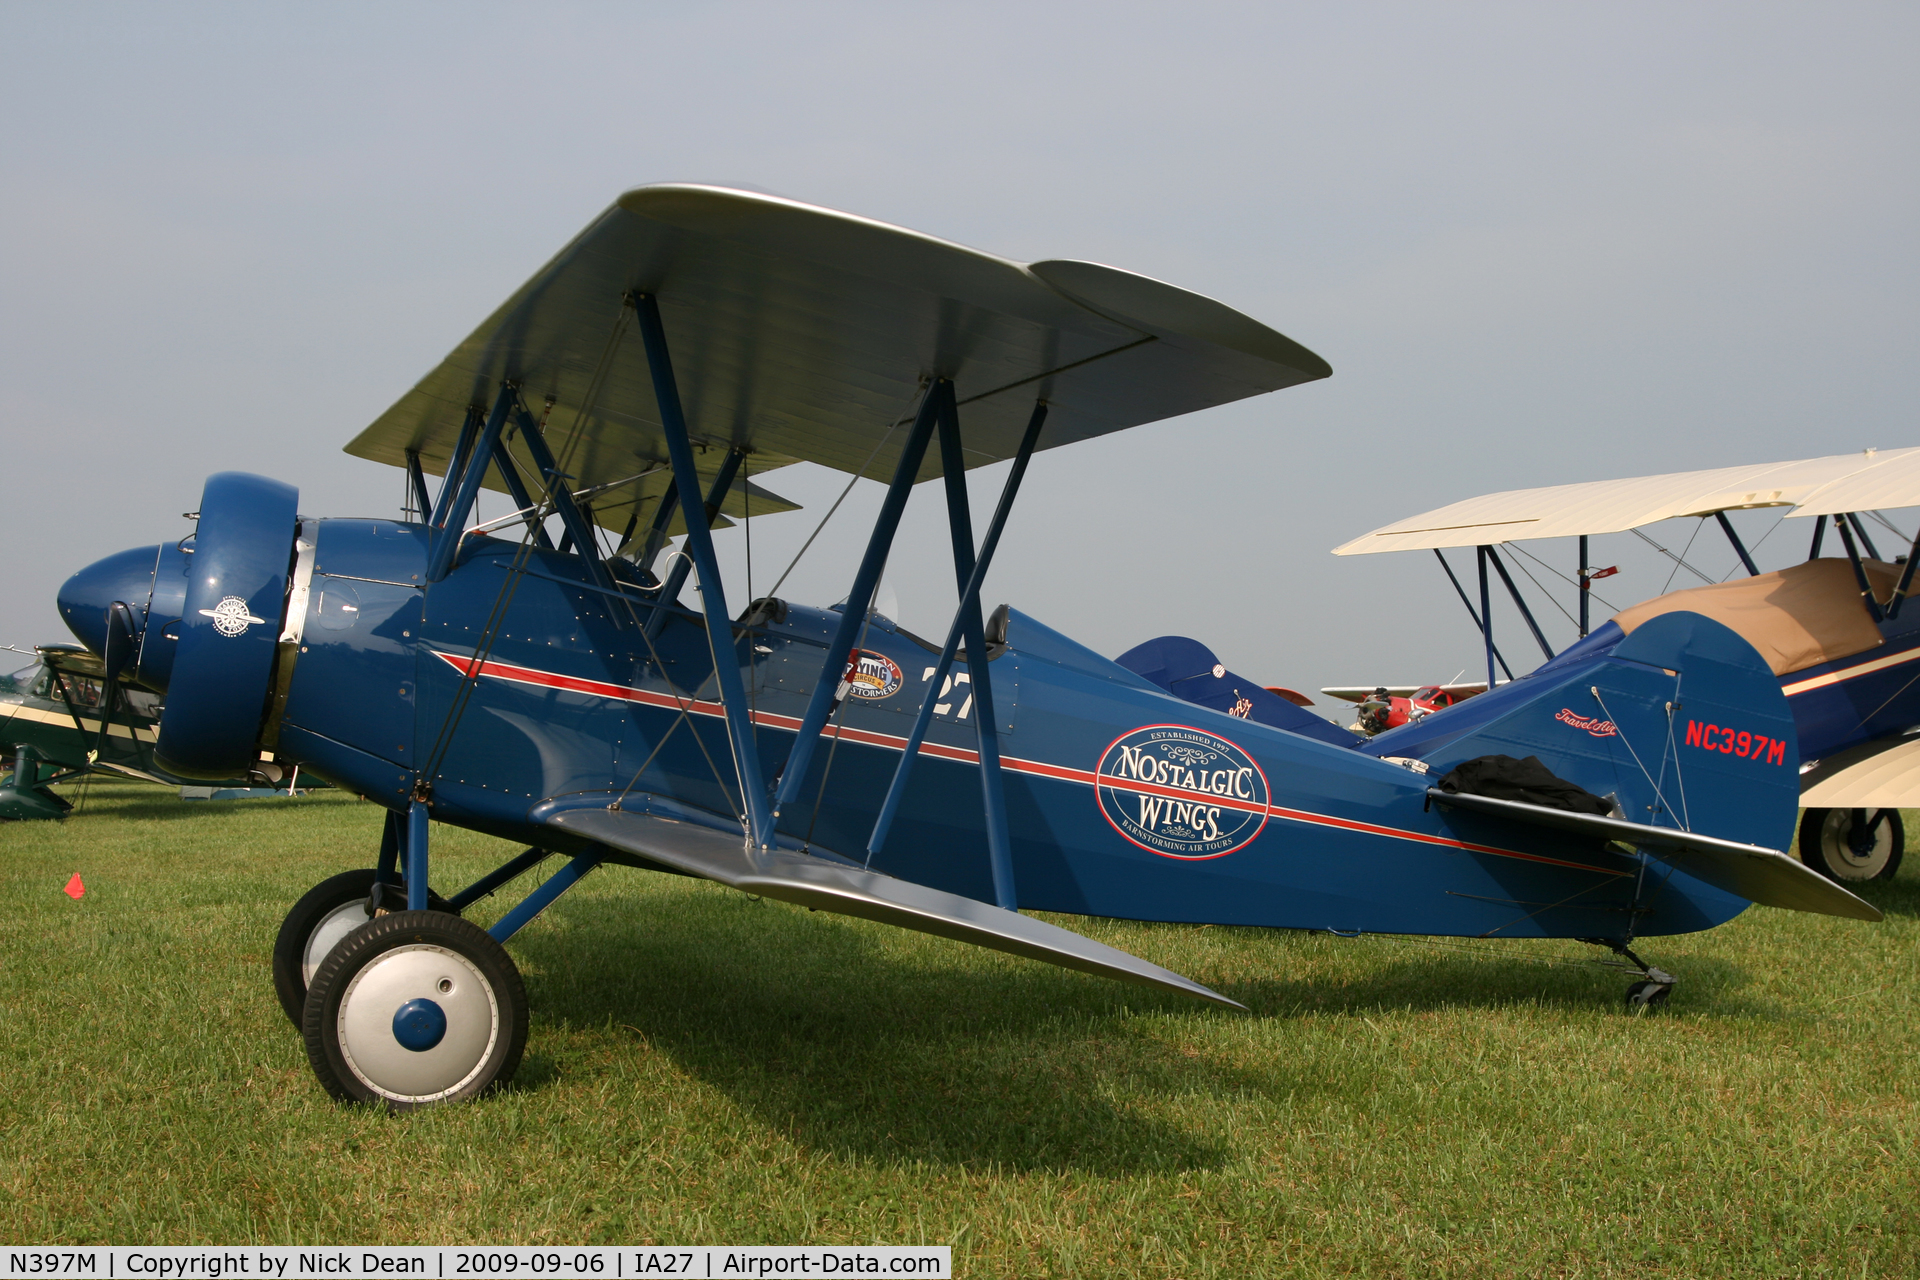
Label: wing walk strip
xmin=434 ymin=650 xmax=1624 ymax=877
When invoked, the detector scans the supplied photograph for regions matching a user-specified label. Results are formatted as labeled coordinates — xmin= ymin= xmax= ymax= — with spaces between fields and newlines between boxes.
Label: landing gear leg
xmin=1799 ymin=807 xmax=1905 ymax=883
xmin=270 ymin=809 xmax=452 ymax=1026
xmin=1581 ymin=937 xmax=1674 ymax=1012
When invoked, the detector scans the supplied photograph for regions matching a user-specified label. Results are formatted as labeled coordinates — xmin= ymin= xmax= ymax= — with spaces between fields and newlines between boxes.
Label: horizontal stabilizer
xmin=538 ymin=800 xmax=1243 ymax=1008
xmin=1427 ymin=788 xmax=1882 ymax=922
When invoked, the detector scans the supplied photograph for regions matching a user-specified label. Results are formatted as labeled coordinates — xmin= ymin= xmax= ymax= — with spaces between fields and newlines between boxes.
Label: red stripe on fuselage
xmin=433 ymin=649 xmax=1624 ymax=877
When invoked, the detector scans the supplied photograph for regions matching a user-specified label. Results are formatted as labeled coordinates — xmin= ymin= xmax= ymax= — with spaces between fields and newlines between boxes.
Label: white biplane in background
xmin=1335 ymin=447 xmax=1920 ymax=885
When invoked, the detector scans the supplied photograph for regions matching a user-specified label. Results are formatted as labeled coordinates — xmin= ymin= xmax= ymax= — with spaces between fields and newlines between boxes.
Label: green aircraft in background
xmin=1 ymin=644 xmax=306 ymax=819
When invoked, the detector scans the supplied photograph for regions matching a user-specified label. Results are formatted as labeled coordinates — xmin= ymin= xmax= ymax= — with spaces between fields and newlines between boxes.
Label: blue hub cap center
xmin=391 ymin=997 xmax=448 ymax=1051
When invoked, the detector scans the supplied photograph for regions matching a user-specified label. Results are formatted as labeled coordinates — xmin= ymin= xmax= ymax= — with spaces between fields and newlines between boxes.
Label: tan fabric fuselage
xmin=1611 ymin=558 xmax=1896 ymax=677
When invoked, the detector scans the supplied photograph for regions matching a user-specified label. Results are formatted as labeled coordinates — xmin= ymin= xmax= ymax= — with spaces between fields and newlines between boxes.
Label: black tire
xmin=302 ymin=910 xmax=526 ymax=1110
xmin=270 ymin=870 xmax=453 ymax=1027
xmin=1798 ymin=808 xmax=1905 ymax=884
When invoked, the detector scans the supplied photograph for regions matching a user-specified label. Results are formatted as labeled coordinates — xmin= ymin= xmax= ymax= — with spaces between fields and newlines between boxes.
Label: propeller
xmin=88 ymin=601 xmax=139 ymax=764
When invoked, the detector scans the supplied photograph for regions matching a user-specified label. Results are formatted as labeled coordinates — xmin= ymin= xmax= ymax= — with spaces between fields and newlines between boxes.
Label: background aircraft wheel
xmin=271 ymin=870 xmax=454 ymax=1027
xmin=1625 ymin=980 xmax=1672 ymax=1012
xmin=1798 ymin=808 xmax=1904 ymax=884
xmin=302 ymin=910 xmax=526 ymax=1110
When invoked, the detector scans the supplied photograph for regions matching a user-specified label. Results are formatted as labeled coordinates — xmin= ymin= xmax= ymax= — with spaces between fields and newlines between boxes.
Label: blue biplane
xmin=1333 ymin=451 xmax=1920 ymax=885
xmin=58 ymin=187 xmax=1878 ymax=1108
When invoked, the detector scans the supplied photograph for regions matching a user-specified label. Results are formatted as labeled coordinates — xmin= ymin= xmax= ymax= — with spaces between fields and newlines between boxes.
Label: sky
xmin=4 ymin=2 xmax=1916 ymax=709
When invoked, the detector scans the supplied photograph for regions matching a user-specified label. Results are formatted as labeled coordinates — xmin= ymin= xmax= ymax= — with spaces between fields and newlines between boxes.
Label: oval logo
xmin=845 ymin=649 xmax=903 ymax=700
xmin=1095 ymin=724 xmax=1269 ymax=859
xmin=199 ymin=595 xmax=265 ymax=638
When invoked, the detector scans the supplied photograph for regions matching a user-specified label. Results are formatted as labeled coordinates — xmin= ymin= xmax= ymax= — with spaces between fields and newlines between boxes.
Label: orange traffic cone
xmin=64 ymin=874 xmax=85 ymax=900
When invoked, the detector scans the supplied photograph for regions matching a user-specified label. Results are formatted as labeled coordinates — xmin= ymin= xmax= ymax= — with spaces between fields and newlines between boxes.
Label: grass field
xmin=1 ymin=780 xmax=1915 ymax=1277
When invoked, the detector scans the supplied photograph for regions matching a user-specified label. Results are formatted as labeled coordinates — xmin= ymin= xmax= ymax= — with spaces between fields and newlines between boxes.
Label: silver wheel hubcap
xmin=337 ymin=943 xmax=499 ymax=1103
xmin=303 ymin=901 xmax=371 ymax=987
xmin=1819 ymin=811 xmax=1893 ymax=881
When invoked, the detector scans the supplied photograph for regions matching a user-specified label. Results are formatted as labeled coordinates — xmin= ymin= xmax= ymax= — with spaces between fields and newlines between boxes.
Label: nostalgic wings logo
xmin=844 ymin=649 xmax=904 ymax=700
xmin=1095 ymin=725 xmax=1270 ymax=859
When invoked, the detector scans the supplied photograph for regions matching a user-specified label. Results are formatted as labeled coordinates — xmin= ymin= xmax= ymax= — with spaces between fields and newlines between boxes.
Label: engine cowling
xmin=152 ymin=472 xmax=301 ymax=779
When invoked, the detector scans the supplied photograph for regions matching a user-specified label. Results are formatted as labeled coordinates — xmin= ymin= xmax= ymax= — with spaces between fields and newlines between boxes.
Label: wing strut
xmin=931 ymin=388 xmax=1017 ymax=907
xmin=868 ymin=398 xmax=1048 ymax=908
xmin=771 ymin=380 xmax=945 ymax=822
xmin=1832 ymin=514 xmax=1886 ymax=623
xmin=632 ymin=477 xmax=679 ymax=574
xmin=405 ymin=450 xmax=432 ymax=523
xmin=512 ymin=402 xmax=618 ymax=595
xmin=426 ymin=386 xmax=514 ymax=582
xmin=428 ymin=405 xmax=482 ymax=532
xmin=1434 ymin=549 xmax=1512 ymax=682
xmin=489 ymin=429 xmax=554 ymax=550
xmin=633 ymin=292 xmax=774 ymax=847
xmin=645 ymin=448 xmax=744 ymax=642
xmin=1485 ymin=545 xmax=1554 ymax=661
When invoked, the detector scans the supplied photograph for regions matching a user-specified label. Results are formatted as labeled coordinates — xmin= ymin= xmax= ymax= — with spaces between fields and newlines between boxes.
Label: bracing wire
xmin=1503 ymin=549 xmax=1582 ymax=632
xmin=802 ymin=561 xmax=890 ymax=851
xmin=1640 ymin=522 xmax=1712 ymax=594
xmin=1718 ymin=511 xmax=1789 ymax=581
xmin=763 ymin=379 xmax=925 ymax=603
xmin=1864 ymin=509 xmax=1911 ymax=545
xmin=1509 ymin=543 xmax=1622 ymax=615
xmin=1590 ymin=685 xmax=1685 ymax=831
xmin=419 ymin=387 xmax=741 ymax=823
xmin=1659 ymin=679 xmax=1691 ymax=832
xmin=550 ymin=303 xmax=633 ymax=483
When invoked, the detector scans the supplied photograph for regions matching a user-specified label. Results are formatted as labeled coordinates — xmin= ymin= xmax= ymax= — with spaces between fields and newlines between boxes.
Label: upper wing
xmin=346 ymin=185 xmax=1332 ymax=510
xmin=1788 ymin=449 xmax=1920 ymax=517
xmin=1331 ymin=448 xmax=1920 ymax=556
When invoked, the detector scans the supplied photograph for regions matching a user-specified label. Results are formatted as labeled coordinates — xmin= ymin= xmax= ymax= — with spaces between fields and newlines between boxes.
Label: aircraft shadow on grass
xmin=498 ymin=888 xmax=1785 ymax=1173
xmin=509 ymin=890 xmax=1258 ymax=1175
xmin=63 ymin=793 xmax=319 ymax=823
xmin=1853 ymin=874 xmax=1920 ymax=920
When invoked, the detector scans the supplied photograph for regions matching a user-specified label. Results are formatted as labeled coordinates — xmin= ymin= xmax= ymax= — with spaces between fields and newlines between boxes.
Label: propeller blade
xmin=91 ymin=601 xmax=138 ymax=762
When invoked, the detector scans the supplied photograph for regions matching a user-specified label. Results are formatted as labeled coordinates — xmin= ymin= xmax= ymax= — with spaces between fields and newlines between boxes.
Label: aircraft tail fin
xmin=1417 ymin=611 xmax=1805 ymax=882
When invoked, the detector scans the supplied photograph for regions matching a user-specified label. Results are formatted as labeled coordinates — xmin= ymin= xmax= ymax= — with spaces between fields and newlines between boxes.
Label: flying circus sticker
xmin=843 ymin=649 xmax=903 ymax=700
xmin=1095 ymin=725 xmax=1270 ymax=859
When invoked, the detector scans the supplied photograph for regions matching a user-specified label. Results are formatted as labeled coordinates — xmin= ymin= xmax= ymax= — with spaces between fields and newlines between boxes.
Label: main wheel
xmin=271 ymin=870 xmax=453 ymax=1027
xmin=1798 ymin=808 xmax=1904 ymax=883
xmin=302 ymin=910 xmax=526 ymax=1110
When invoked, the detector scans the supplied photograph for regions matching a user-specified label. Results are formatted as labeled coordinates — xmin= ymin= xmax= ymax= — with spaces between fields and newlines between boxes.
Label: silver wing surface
xmin=533 ymin=797 xmax=1244 ymax=1010
xmin=1427 ymin=788 xmax=1882 ymax=921
xmin=347 ymin=184 xmax=1332 ymax=516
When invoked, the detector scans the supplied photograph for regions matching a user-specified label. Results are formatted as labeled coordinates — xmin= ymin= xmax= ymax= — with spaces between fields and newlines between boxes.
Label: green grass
xmin=2 ymin=781 xmax=1916 ymax=1277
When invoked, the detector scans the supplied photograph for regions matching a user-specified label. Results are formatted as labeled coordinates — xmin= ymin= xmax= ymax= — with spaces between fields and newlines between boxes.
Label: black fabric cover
xmin=1435 ymin=754 xmax=1613 ymax=816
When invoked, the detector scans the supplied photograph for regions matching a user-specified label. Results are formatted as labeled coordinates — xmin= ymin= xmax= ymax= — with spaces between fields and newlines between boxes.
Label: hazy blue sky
xmin=5 ymin=2 xmax=1916 ymax=703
